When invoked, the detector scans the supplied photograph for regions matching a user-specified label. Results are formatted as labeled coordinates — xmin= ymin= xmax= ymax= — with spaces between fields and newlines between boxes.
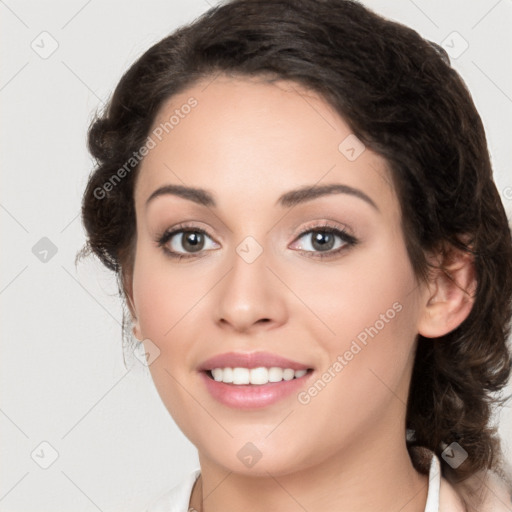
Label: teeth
xmin=209 ymin=367 xmax=309 ymax=385
xmin=250 ymin=367 xmax=268 ymax=385
xmin=222 ymin=367 xmax=233 ymax=383
xmin=283 ymin=368 xmax=295 ymax=381
xmin=268 ymin=367 xmax=282 ymax=382
xmin=233 ymin=367 xmax=250 ymax=385
xmin=211 ymin=368 xmax=223 ymax=382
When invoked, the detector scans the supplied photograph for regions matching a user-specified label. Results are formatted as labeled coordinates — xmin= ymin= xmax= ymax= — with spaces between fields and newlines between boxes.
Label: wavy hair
xmin=78 ymin=0 xmax=512 ymax=506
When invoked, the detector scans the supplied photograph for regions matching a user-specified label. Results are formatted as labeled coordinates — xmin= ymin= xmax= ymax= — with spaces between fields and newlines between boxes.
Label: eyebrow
xmin=145 ymin=183 xmax=379 ymax=211
xmin=277 ymin=183 xmax=379 ymax=211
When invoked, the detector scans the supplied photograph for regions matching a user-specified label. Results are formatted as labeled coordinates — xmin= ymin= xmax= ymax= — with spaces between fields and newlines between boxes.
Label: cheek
xmin=133 ymin=260 xmax=173 ymax=341
xmin=131 ymin=249 xmax=209 ymax=436
xmin=295 ymin=233 xmax=421 ymax=402
xmin=289 ymin=231 xmax=418 ymax=350
xmin=131 ymin=246 xmax=195 ymax=359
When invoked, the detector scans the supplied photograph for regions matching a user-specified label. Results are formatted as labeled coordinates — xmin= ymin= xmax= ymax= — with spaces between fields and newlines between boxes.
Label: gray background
xmin=1 ymin=1 xmax=511 ymax=511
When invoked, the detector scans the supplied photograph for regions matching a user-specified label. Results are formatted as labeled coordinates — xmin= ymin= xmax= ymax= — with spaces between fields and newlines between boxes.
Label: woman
xmin=79 ymin=0 xmax=512 ymax=510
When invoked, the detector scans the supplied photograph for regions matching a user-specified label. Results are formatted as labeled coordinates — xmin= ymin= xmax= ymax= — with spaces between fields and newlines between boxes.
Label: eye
xmin=290 ymin=224 xmax=357 ymax=258
xmin=157 ymin=225 xmax=220 ymax=259
xmin=156 ymin=222 xmax=357 ymax=261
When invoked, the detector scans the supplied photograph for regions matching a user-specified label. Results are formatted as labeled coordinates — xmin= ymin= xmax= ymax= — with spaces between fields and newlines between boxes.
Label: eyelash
xmin=156 ymin=221 xmax=358 ymax=261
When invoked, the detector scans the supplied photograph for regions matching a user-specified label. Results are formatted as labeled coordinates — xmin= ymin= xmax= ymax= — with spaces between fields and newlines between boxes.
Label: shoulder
xmin=438 ymin=476 xmax=467 ymax=512
xmin=410 ymin=445 xmax=466 ymax=512
xmin=144 ymin=469 xmax=201 ymax=512
xmin=446 ymin=466 xmax=512 ymax=512
xmin=410 ymin=444 xmax=512 ymax=512
xmin=410 ymin=446 xmax=512 ymax=512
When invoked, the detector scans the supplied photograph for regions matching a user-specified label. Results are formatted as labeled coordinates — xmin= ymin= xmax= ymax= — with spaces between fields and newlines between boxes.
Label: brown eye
xmin=291 ymin=224 xmax=358 ymax=258
xmin=179 ymin=231 xmax=205 ymax=253
xmin=293 ymin=227 xmax=355 ymax=255
xmin=157 ymin=227 xmax=220 ymax=258
xmin=310 ymin=231 xmax=336 ymax=251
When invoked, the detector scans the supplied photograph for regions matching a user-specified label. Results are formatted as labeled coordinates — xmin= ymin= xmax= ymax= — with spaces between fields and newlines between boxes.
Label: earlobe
xmin=132 ymin=322 xmax=143 ymax=342
xmin=417 ymin=246 xmax=476 ymax=338
xmin=123 ymin=271 xmax=142 ymax=341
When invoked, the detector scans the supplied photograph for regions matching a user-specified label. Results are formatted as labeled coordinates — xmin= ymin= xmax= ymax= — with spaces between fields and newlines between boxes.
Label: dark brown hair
xmin=79 ymin=0 xmax=512 ymax=504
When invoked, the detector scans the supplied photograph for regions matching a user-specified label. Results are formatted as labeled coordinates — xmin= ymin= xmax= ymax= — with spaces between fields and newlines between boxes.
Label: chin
xmin=197 ymin=436 xmax=316 ymax=477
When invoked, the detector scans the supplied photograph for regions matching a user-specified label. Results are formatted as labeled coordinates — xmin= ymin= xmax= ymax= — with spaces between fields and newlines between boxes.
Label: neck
xmin=190 ymin=433 xmax=429 ymax=512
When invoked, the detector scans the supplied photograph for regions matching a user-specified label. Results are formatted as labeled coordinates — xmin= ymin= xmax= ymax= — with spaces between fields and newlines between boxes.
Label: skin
xmin=126 ymin=74 xmax=475 ymax=512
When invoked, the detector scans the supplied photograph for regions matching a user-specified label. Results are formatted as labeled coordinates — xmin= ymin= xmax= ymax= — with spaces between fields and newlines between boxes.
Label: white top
xmin=145 ymin=449 xmax=446 ymax=512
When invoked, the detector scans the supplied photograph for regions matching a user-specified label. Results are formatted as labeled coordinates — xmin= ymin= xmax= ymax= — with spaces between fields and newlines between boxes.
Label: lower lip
xmin=200 ymin=371 xmax=312 ymax=409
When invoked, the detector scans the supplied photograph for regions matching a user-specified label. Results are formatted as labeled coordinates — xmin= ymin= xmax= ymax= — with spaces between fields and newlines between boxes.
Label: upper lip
xmin=198 ymin=351 xmax=312 ymax=371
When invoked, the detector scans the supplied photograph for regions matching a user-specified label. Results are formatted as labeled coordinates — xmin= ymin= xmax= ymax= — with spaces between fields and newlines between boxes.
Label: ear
xmin=417 ymin=243 xmax=477 ymax=338
xmin=122 ymin=270 xmax=142 ymax=341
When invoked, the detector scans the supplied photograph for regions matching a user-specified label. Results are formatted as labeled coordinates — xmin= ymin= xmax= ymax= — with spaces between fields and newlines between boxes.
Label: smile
xmin=198 ymin=351 xmax=314 ymax=409
xmin=208 ymin=367 xmax=308 ymax=385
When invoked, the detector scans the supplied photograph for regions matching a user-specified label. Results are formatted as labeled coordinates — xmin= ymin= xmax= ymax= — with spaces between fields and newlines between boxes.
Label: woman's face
xmin=129 ymin=75 xmax=428 ymax=475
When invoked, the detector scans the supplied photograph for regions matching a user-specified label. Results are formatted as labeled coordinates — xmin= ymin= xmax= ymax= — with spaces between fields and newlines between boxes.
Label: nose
xmin=213 ymin=241 xmax=288 ymax=334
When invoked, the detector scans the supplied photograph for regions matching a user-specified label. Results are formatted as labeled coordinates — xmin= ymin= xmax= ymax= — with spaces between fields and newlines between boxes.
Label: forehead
xmin=135 ymin=75 xmax=396 ymax=215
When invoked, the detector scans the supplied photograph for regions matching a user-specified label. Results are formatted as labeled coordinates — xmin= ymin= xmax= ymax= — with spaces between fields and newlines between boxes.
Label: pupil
xmin=312 ymin=231 xmax=334 ymax=251
xmin=183 ymin=232 xmax=204 ymax=252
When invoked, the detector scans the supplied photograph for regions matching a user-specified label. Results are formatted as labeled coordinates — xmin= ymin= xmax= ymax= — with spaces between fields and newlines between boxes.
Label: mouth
xmin=205 ymin=366 xmax=312 ymax=385
xmin=198 ymin=352 xmax=314 ymax=408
